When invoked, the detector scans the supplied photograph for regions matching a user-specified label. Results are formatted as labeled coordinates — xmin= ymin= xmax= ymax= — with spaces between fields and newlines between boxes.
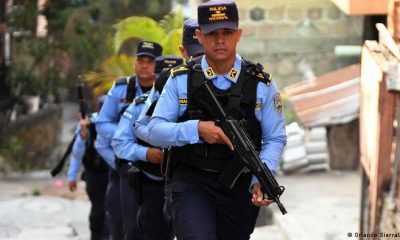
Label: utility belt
xmin=115 ymin=157 xmax=162 ymax=177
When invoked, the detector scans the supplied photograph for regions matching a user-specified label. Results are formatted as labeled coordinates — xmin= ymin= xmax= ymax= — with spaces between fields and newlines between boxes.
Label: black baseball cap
xmin=197 ymin=0 xmax=239 ymax=34
xmin=154 ymin=55 xmax=183 ymax=74
xmin=136 ymin=41 xmax=163 ymax=59
xmin=182 ymin=19 xmax=204 ymax=57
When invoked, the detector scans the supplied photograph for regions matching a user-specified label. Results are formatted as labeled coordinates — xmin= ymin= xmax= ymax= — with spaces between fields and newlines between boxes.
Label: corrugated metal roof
xmin=284 ymin=64 xmax=360 ymax=128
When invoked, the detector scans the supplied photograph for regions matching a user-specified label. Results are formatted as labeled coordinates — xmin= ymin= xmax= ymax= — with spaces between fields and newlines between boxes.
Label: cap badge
xmin=142 ymin=42 xmax=154 ymax=49
xmin=209 ymin=6 xmax=228 ymax=21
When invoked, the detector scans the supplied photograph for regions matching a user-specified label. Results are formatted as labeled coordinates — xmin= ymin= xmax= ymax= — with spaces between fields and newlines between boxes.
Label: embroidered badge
xmin=205 ymin=67 xmax=215 ymax=78
xmin=228 ymin=69 xmax=239 ymax=81
xmin=208 ymin=6 xmax=229 ymax=21
xmin=255 ymin=102 xmax=262 ymax=110
xmin=142 ymin=41 xmax=154 ymax=49
xmin=273 ymin=92 xmax=282 ymax=114
xmin=179 ymin=98 xmax=188 ymax=105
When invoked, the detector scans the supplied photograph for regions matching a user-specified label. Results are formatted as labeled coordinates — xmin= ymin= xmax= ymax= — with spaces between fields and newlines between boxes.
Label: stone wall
xmin=235 ymin=0 xmax=363 ymax=88
xmin=0 ymin=105 xmax=62 ymax=171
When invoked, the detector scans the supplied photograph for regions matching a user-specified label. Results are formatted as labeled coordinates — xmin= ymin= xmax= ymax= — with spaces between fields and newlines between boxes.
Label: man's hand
xmin=251 ymin=183 xmax=273 ymax=207
xmin=146 ymin=147 xmax=164 ymax=164
xmin=68 ymin=181 xmax=77 ymax=192
xmin=79 ymin=114 xmax=90 ymax=139
xmin=198 ymin=121 xmax=234 ymax=150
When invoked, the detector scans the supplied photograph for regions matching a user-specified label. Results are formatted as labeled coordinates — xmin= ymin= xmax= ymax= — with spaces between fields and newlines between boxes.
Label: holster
xmin=127 ymin=164 xmax=143 ymax=205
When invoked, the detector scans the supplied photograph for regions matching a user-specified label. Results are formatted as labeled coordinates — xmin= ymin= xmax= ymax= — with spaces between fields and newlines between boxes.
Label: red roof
xmin=284 ymin=64 xmax=360 ymax=127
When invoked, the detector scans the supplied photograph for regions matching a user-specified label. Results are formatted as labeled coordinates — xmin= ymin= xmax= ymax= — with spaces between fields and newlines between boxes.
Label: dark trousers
xmin=169 ymin=165 xmax=260 ymax=240
xmin=139 ymin=175 xmax=174 ymax=240
xmin=106 ymin=168 xmax=124 ymax=240
xmin=85 ymin=169 xmax=109 ymax=240
xmin=118 ymin=161 xmax=145 ymax=240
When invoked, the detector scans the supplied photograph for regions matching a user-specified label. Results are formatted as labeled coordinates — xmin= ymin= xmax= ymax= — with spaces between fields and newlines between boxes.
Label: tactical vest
xmin=82 ymin=122 xmax=109 ymax=172
xmin=171 ymin=57 xmax=272 ymax=172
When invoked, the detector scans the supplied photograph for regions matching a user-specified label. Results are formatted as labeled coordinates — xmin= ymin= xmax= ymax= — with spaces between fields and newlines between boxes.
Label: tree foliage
xmin=85 ymin=9 xmax=184 ymax=96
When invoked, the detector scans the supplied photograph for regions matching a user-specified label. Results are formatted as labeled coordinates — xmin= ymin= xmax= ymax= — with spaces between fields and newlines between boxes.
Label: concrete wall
xmin=235 ymin=0 xmax=363 ymax=88
xmin=0 ymin=105 xmax=62 ymax=171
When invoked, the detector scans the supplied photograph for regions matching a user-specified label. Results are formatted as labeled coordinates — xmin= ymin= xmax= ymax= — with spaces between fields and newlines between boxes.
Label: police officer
xmin=135 ymin=18 xmax=204 ymax=143
xmin=146 ymin=1 xmax=287 ymax=239
xmin=111 ymin=55 xmax=182 ymax=240
xmin=134 ymin=19 xmax=204 ymax=234
xmin=96 ymin=40 xmax=162 ymax=240
xmin=179 ymin=19 xmax=205 ymax=60
xmin=68 ymin=96 xmax=109 ymax=240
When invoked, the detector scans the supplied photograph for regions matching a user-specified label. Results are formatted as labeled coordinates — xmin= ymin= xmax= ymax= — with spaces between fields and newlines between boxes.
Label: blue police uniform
xmin=95 ymin=132 xmax=123 ymax=240
xmin=147 ymin=54 xmax=287 ymax=239
xmin=112 ymin=94 xmax=173 ymax=240
xmin=97 ymin=40 xmax=162 ymax=240
xmin=96 ymin=79 xmax=146 ymax=240
xmin=68 ymin=113 xmax=109 ymax=240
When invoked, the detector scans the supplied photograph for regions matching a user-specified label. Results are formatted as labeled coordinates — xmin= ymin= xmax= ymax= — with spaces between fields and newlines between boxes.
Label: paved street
xmin=0 ymin=102 xmax=362 ymax=239
xmin=0 ymin=169 xmax=361 ymax=240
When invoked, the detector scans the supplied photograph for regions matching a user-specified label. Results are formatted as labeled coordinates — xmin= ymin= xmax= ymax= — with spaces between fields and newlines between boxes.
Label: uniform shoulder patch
xmin=115 ymin=77 xmax=128 ymax=86
xmin=273 ymin=92 xmax=283 ymax=114
xmin=170 ymin=66 xmax=190 ymax=78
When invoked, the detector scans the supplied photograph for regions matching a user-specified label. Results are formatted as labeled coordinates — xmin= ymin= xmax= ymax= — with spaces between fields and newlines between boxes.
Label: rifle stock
xmin=76 ymin=75 xmax=86 ymax=119
xmin=200 ymin=81 xmax=287 ymax=215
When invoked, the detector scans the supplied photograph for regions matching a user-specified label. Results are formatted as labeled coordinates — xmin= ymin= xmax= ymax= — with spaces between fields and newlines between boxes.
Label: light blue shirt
xmin=67 ymin=113 xmax=111 ymax=181
xmin=112 ymin=93 xmax=163 ymax=181
xmin=95 ymin=77 xmax=145 ymax=168
xmin=147 ymin=54 xmax=287 ymax=187
xmin=95 ymin=133 xmax=116 ymax=170
xmin=135 ymin=87 xmax=160 ymax=143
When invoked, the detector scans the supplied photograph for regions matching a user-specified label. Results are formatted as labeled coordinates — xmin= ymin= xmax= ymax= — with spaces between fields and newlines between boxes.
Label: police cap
xmin=136 ymin=41 xmax=163 ymax=59
xmin=154 ymin=55 xmax=183 ymax=74
xmin=197 ymin=0 xmax=239 ymax=34
xmin=182 ymin=19 xmax=204 ymax=57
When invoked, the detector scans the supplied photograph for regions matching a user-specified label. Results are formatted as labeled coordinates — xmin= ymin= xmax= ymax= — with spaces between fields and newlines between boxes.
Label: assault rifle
xmin=50 ymin=76 xmax=86 ymax=177
xmin=197 ymin=80 xmax=287 ymax=215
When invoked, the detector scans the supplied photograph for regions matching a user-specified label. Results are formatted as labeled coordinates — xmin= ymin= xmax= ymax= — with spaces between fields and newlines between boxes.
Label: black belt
xmin=115 ymin=157 xmax=133 ymax=166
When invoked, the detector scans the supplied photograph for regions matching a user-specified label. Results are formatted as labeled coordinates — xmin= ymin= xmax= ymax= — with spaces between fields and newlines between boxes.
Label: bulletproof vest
xmin=122 ymin=94 xmax=163 ymax=177
xmin=82 ymin=122 xmax=109 ymax=172
xmin=171 ymin=57 xmax=270 ymax=171
xmin=116 ymin=76 xmax=137 ymax=122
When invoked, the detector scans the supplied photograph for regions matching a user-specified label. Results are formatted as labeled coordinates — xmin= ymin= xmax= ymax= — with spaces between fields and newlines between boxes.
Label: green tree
xmin=84 ymin=54 xmax=135 ymax=98
xmin=85 ymin=9 xmax=184 ymax=96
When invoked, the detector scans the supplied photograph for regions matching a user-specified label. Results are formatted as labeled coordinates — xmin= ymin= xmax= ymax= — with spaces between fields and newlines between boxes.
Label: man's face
xmin=196 ymin=28 xmax=242 ymax=62
xmin=135 ymin=56 xmax=155 ymax=81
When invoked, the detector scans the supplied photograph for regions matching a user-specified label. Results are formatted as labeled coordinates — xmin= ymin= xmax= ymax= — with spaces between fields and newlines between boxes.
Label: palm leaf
xmin=161 ymin=28 xmax=183 ymax=56
xmin=84 ymin=54 xmax=135 ymax=97
xmin=113 ymin=16 xmax=166 ymax=53
xmin=159 ymin=9 xmax=184 ymax=34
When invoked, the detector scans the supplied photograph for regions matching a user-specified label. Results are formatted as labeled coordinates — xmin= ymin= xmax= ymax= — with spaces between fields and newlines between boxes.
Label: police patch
xmin=205 ymin=67 xmax=215 ymax=78
xmin=179 ymin=98 xmax=188 ymax=105
xmin=273 ymin=92 xmax=282 ymax=114
xmin=228 ymin=69 xmax=239 ymax=81
xmin=255 ymin=102 xmax=262 ymax=110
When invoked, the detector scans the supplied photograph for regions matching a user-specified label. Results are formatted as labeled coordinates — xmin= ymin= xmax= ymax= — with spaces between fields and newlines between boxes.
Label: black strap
xmin=125 ymin=76 xmax=137 ymax=103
